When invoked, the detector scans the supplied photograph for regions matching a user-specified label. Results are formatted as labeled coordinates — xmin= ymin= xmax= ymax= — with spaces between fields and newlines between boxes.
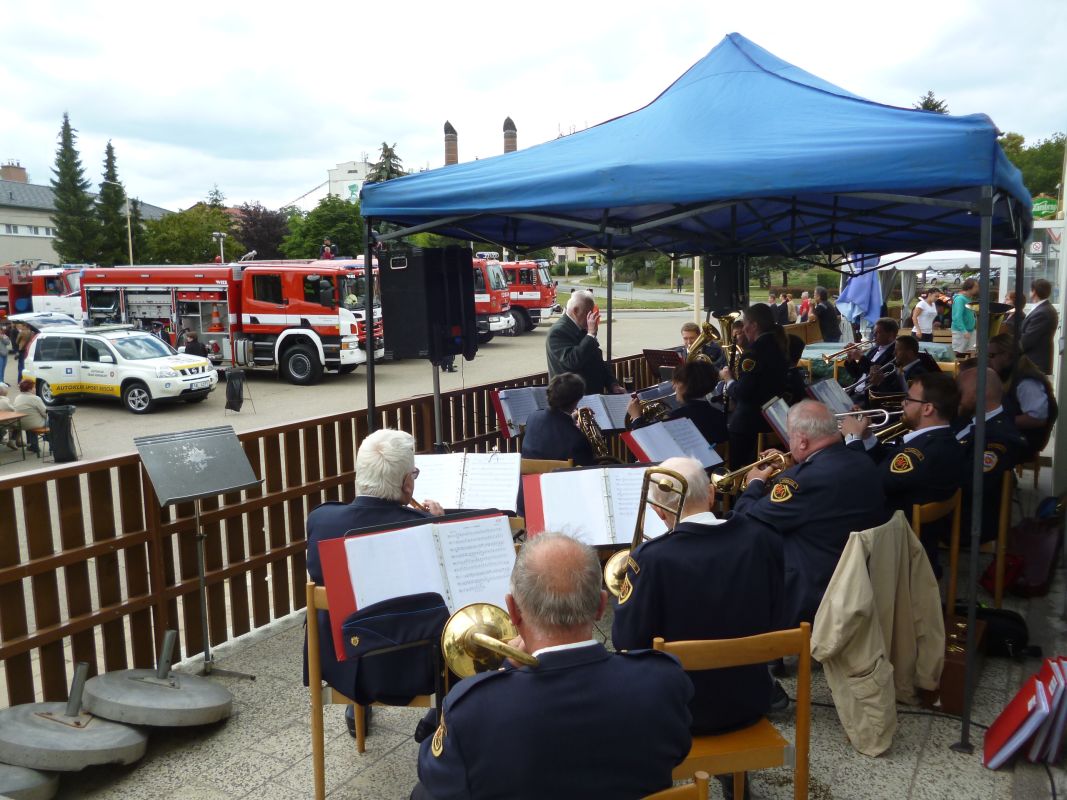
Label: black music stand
xmin=643 ymin=348 xmax=684 ymax=382
xmin=135 ymin=426 xmax=262 ymax=679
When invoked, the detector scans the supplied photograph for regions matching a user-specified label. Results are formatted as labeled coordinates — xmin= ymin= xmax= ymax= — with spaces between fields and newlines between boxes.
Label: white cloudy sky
xmin=3 ymin=0 xmax=1063 ymax=212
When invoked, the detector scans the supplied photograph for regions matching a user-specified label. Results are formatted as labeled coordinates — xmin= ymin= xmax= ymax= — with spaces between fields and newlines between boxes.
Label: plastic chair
xmin=642 ymin=771 xmax=711 ymax=799
xmin=654 ymin=623 xmax=811 ymax=800
xmin=305 ymin=583 xmax=443 ymax=800
xmin=911 ymin=489 xmax=962 ymax=612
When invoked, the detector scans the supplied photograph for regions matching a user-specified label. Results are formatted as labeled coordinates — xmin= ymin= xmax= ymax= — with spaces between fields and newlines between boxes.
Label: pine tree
xmin=50 ymin=113 xmax=99 ymax=263
xmin=367 ymin=143 xmax=405 ymax=183
xmin=96 ymin=141 xmax=128 ymax=265
xmin=129 ymin=199 xmax=147 ymax=264
xmin=914 ymin=91 xmax=949 ymax=114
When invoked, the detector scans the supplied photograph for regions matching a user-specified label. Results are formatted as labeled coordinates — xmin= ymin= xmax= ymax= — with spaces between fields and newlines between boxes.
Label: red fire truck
xmin=500 ymin=259 xmax=559 ymax=331
xmin=0 ymin=262 xmax=84 ymax=319
xmin=472 ymin=255 xmax=515 ymax=342
xmin=79 ymin=258 xmax=384 ymax=385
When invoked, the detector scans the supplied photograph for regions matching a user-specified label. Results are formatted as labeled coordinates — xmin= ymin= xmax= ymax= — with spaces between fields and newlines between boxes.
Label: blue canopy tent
xmin=361 ymin=33 xmax=1032 ymax=753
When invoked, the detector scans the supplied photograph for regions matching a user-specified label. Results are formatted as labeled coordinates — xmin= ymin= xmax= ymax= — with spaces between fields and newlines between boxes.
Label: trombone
xmin=820 ymin=339 xmax=873 ymax=364
xmin=441 ymin=603 xmax=537 ymax=678
xmin=604 ymin=467 xmax=689 ymax=597
xmin=709 ymin=452 xmax=789 ymax=496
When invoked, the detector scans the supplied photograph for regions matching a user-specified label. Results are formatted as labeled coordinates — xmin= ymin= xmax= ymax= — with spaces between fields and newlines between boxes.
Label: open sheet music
xmin=637 ymin=381 xmax=681 ymax=410
xmin=492 ymin=386 xmax=549 ymax=437
xmin=621 ymin=418 xmax=724 ymax=469
xmin=761 ymin=397 xmax=790 ymax=443
xmin=808 ymin=379 xmax=854 ymax=414
xmin=576 ymin=393 xmax=631 ymax=430
xmin=414 ymin=452 xmax=521 ymax=511
xmin=522 ymin=466 xmax=669 ymax=546
xmin=319 ymin=514 xmax=516 ymax=660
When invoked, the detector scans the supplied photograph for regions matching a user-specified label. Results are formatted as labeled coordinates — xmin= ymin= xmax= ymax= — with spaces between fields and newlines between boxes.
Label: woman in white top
xmin=911 ymin=290 xmax=938 ymax=342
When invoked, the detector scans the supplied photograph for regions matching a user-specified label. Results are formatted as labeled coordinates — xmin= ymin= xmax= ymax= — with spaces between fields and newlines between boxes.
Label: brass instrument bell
xmin=685 ymin=322 xmax=720 ymax=363
xmin=441 ymin=603 xmax=537 ymax=678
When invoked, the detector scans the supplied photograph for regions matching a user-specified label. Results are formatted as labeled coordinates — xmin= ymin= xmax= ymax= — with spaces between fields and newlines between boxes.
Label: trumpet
xmin=821 ymin=340 xmax=873 ymax=364
xmin=709 ymin=452 xmax=789 ymax=496
xmin=441 ymin=603 xmax=537 ymax=678
xmin=604 ymin=467 xmax=689 ymax=598
xmin=833 ymin=408 xmax=901 ymax=427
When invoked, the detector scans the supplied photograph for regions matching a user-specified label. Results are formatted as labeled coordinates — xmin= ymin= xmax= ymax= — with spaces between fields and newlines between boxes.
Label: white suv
xmin=22 ymin=325 xmax=219 ymax=414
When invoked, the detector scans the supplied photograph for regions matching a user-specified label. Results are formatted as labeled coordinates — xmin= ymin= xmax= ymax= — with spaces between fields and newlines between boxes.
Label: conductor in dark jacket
xmin=413 ymin=533 xmax=692 ymax=800
xmin=304 ymin=429 xmax=445 ymax=735
xmin=546 ymin=289 xmax=624 ymax=395
xmin=1019 ymin=278 xmax=1058 ymax=374
xmin=521 ymin=372 xmax=595 ymax=467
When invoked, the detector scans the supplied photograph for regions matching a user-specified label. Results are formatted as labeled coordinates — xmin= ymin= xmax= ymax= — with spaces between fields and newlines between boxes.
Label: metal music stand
xmin=135 ymin=426 xmax=262 ymax=679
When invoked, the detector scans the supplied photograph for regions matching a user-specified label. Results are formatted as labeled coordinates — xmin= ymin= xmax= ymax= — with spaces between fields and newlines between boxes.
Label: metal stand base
xmin=950 ymin=741 xmax=974 ymax=755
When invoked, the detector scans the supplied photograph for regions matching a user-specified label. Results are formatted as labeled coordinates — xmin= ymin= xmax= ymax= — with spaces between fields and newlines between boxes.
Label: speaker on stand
xmin=703 ymin=254 xmax=748 ymax=318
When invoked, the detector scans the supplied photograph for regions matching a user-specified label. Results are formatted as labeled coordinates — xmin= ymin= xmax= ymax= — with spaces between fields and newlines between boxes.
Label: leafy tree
xmin=999 ymin=132 xmax=1065 ymax=196
xmin=129 ymin=199 xmax=147 ymax=263
xmin=366 ymin=142 xmax=405 ymax=183
xmin=281 ymin=195 xmax=363 ymax=258
xmin=206 ymin=185 xmax=226 ymax=208
xmin=914 ymin=91 xmax=949 ymax=114
xmin=144 ymin=204 xmax=245 ymax=263
xmin=50 ymin=113 xmax=99 ymax=263
xmin=95 ymin=141 xmax=128 ymax=265
xmin=235 ymin=202 xmax=289 ymax=259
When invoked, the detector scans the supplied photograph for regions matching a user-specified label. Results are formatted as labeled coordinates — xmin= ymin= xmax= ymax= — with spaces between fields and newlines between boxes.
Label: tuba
xmin=576 ymin=407 xmax=619 ymax=464
xmin=441 ymin=603 xmax=537 ymax=678
xmin=686 ymin=322 xmax=720 ymax=363
xmin=604 ymin=467 xmax=688 ymax=597
xmin=709 ymin=452 xmax=788 ymax=496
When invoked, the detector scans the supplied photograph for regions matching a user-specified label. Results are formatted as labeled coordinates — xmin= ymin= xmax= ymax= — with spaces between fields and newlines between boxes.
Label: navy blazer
xmin=727 ymin=332 xmax=789 ymax=435
xmin=415 ymin=643 xmax=692 ymax=800
xmin=848 ymin=426 xmax=963 ymax=515
xmin=733 ymin=442 xmax=889 ymax=627
xmin=521 ymin=408 xmax=595 ymax=466
xmin=612 ymin=516 xmax=783 ymax=734
xmin=956 ymin=411 xmax=1028 ymax=542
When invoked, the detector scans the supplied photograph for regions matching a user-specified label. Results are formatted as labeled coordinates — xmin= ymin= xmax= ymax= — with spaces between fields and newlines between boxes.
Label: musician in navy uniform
xmin=413 ymin=533 xmax=692 ymax=800
xmin=841 ymin=372 xmax=962 ymax=515
xmin=719 ymin=303 xmax=789 ymax=467
xmin=870 ymin=334 xmax=929 ymax=396
xmin=520 ymin=372 xmax=595 ymax=467
xmin=678 ymin=321 xmax=725 ymax=367
xmin=613 ymin=457 xmax=786 ymax=733
xmin=627 ymin=360 xmax=728 ymax=445
xmin=843 ymin=317 xmax=898 ymax=406
xmin=988 ymin=333 xmax=1058 ymax=462
xmin=305 ymin=429 xmax=445 ymax=736
xmin=733 ymin=400 xmax=889 ymax=628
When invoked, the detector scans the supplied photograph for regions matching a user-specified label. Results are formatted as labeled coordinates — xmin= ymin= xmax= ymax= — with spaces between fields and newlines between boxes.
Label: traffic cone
xmin=209 ymin=304 xmax=224 ymax=332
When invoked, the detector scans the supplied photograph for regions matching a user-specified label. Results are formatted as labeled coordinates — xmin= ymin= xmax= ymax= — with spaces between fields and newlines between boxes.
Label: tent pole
xmin=364 ymin=219 xmax=377 ymax=434
xmin=605 ymin=242 xmax=614 ymax=361
xmin=1013 ymin=249 xmax=1025 ymax=342
xmin=693 ymin=256 xmax=701 ymax=324
xmin=953 ymin=186 xmax=994 ymax=755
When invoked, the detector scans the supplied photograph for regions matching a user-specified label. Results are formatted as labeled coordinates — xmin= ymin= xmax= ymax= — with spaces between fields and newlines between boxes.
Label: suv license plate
xmin=191 ymin=379 xmax=211 ymax=391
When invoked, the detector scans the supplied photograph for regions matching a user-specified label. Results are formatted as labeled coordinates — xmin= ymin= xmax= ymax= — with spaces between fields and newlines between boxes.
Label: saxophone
xmin=576 ymin=408 xmax=620 ymax=464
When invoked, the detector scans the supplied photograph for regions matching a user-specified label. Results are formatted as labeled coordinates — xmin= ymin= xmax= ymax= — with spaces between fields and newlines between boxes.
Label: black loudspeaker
xmin=703 ymin=254 xmax=748 ymax=316
xmin=379 ymin=245 xmax=478 ymax=364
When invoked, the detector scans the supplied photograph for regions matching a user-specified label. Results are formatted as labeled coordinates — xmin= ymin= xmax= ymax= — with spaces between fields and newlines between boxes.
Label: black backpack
xmin=952 ymin=602 xmax=1041 ymax=659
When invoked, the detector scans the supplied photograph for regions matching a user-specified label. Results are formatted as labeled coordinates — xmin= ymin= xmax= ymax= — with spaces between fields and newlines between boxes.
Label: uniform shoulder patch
xmin=903 ymin=447 xmax=925 ymax=462
xmin=983 ymin=450 xmax=998 ymax=472
xmin=431 ymin=721 xmax=446 ymax=757
xmin=770 ymin=482 xmax=793 ymax=503
xmin=618 ymin=574 xmax=634 ymax=604
xmin=626 ymin=555 xmax=640 ymax=575
xmin=741 ymin=358 xmax=756 ymax=373
xmin=890 ymin=453 xmax=915 ymax=474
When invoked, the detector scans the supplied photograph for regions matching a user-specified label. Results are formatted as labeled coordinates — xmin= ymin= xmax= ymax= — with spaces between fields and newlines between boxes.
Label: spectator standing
xmin=675 ymin=274 xmax=683 ymax=293
xmin=15 ymin=323 xmax=32 ymax=382
xmin=320 ymin=238 xmax=337 ymax=260
xmin=812 ymin=287 xmax=842 ymax=343
xmin=183 ymin=332 xmax=209 ymax=358
xmin=951 ymin=280 xmax=979 ymax=357
xmin=784 ymin=293 xmax=798 ymax=323
xmin=1019 ymin=278 xmax=1058 ymax=374
xmin=0 ymin=323 xmax=11 ymax=384
xmin=911 ymin=290 xmax=938 ymax=341
xmin=798 ymin=291 xmax=811 ymax=322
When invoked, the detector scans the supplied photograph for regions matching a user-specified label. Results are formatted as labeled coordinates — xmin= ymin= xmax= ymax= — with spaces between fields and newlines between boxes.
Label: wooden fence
xmin=0 ymin=354 xmax=654 ymax=707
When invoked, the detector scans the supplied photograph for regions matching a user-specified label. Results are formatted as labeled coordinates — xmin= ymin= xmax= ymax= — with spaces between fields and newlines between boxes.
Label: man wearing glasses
xmin=841 ymin=373 xmax=963 ymax=515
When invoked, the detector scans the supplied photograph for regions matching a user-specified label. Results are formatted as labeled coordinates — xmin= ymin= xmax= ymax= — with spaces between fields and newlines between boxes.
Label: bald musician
xmin=733 ymin=400 xmax=889 ymax=627
xmin=413 ymin=533 xmax=692 ymax=800
xmin=612 ymin=457 xmax=787 ymax=734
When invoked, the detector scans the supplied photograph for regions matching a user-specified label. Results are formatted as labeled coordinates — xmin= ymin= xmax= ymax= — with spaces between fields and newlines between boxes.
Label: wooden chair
xmin=980 ymin=472 xmax=1015 ymax=608
xmin=796 ymin=359 xmax=813 ymax=383
xmin=654 ymin=623 xmax=811 ymax=800
xmin=306 ymin=582 xmax=442 ymax=800
xmin=642 ymin=771 xmax=711 ymax=799
xmin=27 ymin=425 xmax=50 ymax=458
xmin=911 ymin=489 xmax=962 ymax=612
xmin=520 ymin=457 xmax=573 ymax=475
xmin=1016 ymin=457 xmax=1042 ymax=490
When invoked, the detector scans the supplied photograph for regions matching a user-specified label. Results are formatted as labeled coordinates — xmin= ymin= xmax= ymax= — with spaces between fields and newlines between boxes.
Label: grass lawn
xmin=555 ymin=290 xmax=687 ymax=310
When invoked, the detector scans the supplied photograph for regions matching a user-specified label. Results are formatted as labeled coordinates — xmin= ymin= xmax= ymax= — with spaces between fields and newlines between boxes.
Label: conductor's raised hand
xmin=585 ymin=308 xmax=600 ymax=336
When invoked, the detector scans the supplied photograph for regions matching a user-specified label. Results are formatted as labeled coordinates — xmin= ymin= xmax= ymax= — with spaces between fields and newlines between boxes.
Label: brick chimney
xmin=444 ymin=121 xmax=458 ymax=166
xmin=503 ymin=117 xmax=517 ymax=153
xmin=1 ymin=161 xmax=28 ymax=183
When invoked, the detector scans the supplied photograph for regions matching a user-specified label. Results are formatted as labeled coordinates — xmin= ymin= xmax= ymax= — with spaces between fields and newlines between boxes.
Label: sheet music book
xmin=1046 ymin=657 xmax=1067 ymax=762
xmin=808 ymin=378 xmax=854 ymax=414
xmin=319 ymin=514 xmax=516 ymax=661
xmin=414 ymin=452 xmax=521 ymax=512
xmin=761 ymin=397 xmax=790 ymax=443
xmin=621 ymin=418 xmax=724 ymax=469
xmin=491 ymin=386 xmax=548 ymax=437
xmin=983 ymin=675 xmax=1049 ymax=769
xmin=637 ymin=381 xmax=681 ymax=410
xmin=522 ymin=466 xmax=668 ymax=546
xmin=576 ymin=393 xmax=632 ymax=430
xmin=1028 ymin=658 xmax=1065 ymax=762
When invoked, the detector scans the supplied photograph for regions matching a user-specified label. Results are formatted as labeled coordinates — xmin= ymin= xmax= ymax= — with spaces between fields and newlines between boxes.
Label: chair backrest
xmin=654 ymin=623 xmax=810 ymax=672
xmin=520 ymin=458 xmax=573 ymax=475
xmin=797 ymin=359 xmax=813 ymax=382
xmin=937 ymin=360 xmax=959 ymax=377
xmin=642 ymin=771 xmax=710 ymax=799
xmin=911 ymin=488 xmax=961 ymax=529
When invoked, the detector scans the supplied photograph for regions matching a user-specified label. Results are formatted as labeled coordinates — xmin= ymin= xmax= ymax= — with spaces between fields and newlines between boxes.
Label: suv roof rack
xmin=82 ymin=324 xmax=137 ymax=333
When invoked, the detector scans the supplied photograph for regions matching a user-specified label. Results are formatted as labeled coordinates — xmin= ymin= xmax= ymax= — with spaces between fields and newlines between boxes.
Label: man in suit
xmin=843 ymin=317 xmax=898 ymax=405
xmin=545 ymin=289 xmax=625 ymax=395
xmin=1019 ymin=278 xmax=1058 ymax=374
xmin=841 ymin=372 xmax=962 ymax=515
xmin=870 ymin=334 xmax=929 ymax=397
xmin=305 ymin=429 xmax=445 ymax=736
xmin=812 ymin=286 xmax=842 ymax=343
xmin=412 ymin=533 xmax=692 ymax=800
xmin=733 ymin=400 xmax=889 ymax=628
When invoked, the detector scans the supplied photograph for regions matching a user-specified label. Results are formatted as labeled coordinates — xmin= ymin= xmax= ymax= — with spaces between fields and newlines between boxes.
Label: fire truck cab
xmin=31 ymin=267 xmax=85 ymax=319
xmin=80 ymin=258 xmax=384 ymax=385
xmin=501 ymin=260 xmax=559 ymax=331
xmin=472 ymin=255 xmax=515 ymax=343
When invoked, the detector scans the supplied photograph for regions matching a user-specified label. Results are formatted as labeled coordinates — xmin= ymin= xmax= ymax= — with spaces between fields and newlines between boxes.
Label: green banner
xmin=1032 ymin=196 xmax=1058 ymax=219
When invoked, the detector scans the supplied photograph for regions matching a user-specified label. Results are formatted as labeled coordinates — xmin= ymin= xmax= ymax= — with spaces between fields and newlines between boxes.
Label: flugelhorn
xmin=709 ymin=452 xmax=789 ymax=496
xmin=821 ymin=340 xmax=872 ymax=364
xmin=441 ymin=603 xmax=537 ymax=678
xmin=604 ymin=467 xmax=689 ymax=597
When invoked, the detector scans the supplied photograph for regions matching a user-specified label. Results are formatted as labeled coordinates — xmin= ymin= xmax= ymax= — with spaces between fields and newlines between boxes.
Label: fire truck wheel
xmin=337 ymin=365 xmax=357 ymax=374
xmin=281 ymin=344 xmax=323 ymax=385
xmin=477 ymin=332 xmax=494 ymax=345
xmin=122 ymin=381 xmax=155 ymax=414
xmin=36 ymin=380 xmax=59 ymax=406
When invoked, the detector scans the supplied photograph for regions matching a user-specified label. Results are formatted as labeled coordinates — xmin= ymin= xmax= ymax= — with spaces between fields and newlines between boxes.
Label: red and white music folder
xmin=491 ymin=386 xmax=548 ymax=438
xmin=620 ymin=417 xmax=723 ymax=469
xmin=1027 ymin=657 xmax=1064 ymax=762
xmin=983 ymin=674 xmax=1049 ymax=769
xmin=318 ymin=514 xmax=515 ymax=661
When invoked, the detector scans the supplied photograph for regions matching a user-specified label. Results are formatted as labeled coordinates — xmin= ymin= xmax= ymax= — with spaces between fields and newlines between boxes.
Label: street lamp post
xmin=102 ymin=179 xmax=134 ymax=265
xmin=211 ymin=232 xmax=227 ymax=263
